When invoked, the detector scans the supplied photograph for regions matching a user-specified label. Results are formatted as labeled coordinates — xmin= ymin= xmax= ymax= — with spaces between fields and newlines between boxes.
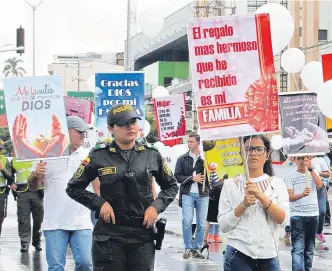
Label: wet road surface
xmin=1 ymin=197 xmax=332 ymax=270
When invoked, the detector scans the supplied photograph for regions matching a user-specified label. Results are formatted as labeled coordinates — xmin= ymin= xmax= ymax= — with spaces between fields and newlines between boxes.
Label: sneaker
xmin=214 ymin=235 xmax=222 ymax=243
xmin=284 ymin=232 xmax=291 ymax=245
xmin=316 ymin=233 xmax=326 ymax=243
xmin=20 ymin=243 xmax=29 ymax=253
xmin=33 ymin=243 xmax=42 ymax=251
xmin=324 ymin=222 xmax=331 ymax=227
xmin=207 ymin=234 xmax=215 ymax=243
xmin=183 ymin=249 xmax=191 ymax=259
xmin=191 ymin=249 xmax=205 ymax=259
xmin=284 ymin=232 xmax=290 ymax=240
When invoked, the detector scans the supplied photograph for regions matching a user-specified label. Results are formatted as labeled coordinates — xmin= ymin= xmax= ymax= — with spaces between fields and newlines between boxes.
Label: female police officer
xmin=66 ymin=103 xmax=178 ymax=271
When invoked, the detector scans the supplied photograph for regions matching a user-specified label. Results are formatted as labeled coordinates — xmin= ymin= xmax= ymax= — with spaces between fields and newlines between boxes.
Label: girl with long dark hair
xmin=218 ymin=135 xmax=290 ymax=271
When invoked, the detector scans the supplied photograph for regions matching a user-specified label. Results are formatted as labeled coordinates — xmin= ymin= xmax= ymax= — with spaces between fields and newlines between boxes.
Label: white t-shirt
xmin=189 ymin=151 xmax=200 ymax=193
xmin=285 ymin=170 xmax=319 ymax=217
xmin=218 ymin=174 xmax=290 ymax=259
xmin=34 ymin=147 xmax=93 ymax=231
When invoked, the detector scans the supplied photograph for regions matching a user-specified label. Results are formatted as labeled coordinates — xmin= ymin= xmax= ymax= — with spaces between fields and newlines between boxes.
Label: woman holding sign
xmin=218 ymin=135 xmax=289 ymax=271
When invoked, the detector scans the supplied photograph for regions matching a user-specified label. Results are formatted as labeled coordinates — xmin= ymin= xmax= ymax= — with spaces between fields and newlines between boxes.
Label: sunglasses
xmin=117 ymin=119 xmax=137 ymax=127
xmin=244 ymin=146 xmax=267 ymax=156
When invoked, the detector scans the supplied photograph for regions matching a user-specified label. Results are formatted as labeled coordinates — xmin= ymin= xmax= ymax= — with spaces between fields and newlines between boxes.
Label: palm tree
xmin=3 ymin=57 xmax=26 ymax=77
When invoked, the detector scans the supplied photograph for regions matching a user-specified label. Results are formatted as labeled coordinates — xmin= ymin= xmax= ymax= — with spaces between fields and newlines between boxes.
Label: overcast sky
xmin=0 ymin=0 xmax=189 ymax=85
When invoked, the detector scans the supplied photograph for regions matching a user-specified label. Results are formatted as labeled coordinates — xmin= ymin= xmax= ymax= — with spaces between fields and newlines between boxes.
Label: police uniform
xmin=0 ymin=143 xmax=14 ymax=237
xmin=11 ymin=158 xmax=43 ymax=252
xmin=66 ymin=104 xmax=179 ymax=271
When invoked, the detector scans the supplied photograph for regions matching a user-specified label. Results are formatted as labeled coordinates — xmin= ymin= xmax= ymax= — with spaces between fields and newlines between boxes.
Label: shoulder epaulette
xmin=89 ymin=142 xmax=111 ymax=154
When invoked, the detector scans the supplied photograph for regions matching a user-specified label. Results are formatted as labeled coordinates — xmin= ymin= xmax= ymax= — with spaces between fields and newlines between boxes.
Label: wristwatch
xmin=308 ymin=166 xmax=314 ymax=172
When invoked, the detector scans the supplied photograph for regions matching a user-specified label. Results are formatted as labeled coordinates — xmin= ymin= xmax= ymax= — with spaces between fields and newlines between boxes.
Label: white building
xmin=48 ymin=52 xmax=124 ymax=93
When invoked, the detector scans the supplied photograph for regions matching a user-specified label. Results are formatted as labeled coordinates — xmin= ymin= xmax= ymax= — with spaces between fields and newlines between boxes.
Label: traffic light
xmin=16 ymin=26 xmax=25 ymax=55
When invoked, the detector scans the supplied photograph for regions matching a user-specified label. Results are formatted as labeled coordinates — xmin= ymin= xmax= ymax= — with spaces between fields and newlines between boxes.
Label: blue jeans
xmin=209 ymin=223 xmax=219 ymax=235
xmin=44 ymin=229 xmax=93 ymax=271
xmin=317 ymin=187 xmax=326 ymax=234
xmin=291 ymin=216 xmax=318 ymax=271
xmin=182 ymin=193 xmax=209 ymax=249
xmin=224 ymin=246 xmax=279 ymax=271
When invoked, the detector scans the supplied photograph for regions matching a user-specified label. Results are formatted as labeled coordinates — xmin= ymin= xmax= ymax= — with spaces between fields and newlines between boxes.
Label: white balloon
xmin=139 ymin=8 xmax=164 ymax=37
xmin=317 ymin=80 xmax=332 ymax=119
xmin=152 ymin=86 xmax=169 ymax=98
xmin=143 ymin=120 xmax=151 ymax=137
xmin=87 ymin=75 xmax=96 ymax=92
xmin=300 ymin=61 xmax=324 ymax=92
xmin=281 ymin=48 xmax=305 ymax=73
xmin=255 ymin=3 xmax=294 ymax=56
xmin=271 ymin=135 xmax=283 ymax=150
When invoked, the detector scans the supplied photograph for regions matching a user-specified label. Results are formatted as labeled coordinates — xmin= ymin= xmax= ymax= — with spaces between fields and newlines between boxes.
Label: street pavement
xmin=1 ymin=196 xmax=332 ymax=271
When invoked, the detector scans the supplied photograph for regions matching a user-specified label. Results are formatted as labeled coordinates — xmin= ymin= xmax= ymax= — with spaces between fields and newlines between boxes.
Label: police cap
xmin=107 ymin=104 xmax=141 ymax=126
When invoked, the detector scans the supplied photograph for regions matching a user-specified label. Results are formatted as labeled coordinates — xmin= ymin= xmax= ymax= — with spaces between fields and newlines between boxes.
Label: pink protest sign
xmin=64 ymin=96 xmax=93 ymax=124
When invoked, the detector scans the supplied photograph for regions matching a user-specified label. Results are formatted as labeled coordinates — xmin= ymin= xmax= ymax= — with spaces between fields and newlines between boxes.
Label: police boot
xmin=32 ymin=242 xmax=42 ymax=251
xmin=20 ymin=242 xmax=29 ymax=253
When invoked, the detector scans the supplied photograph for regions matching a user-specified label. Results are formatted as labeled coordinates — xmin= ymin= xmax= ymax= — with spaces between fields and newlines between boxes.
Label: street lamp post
xmin=126 ymin=0 xmax=131 ymax=71
xmin=24 ymin=0 xmax=45 ymax=76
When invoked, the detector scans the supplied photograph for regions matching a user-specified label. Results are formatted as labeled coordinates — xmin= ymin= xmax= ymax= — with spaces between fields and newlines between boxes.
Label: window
xmin=280 ymin=73 xmax=288 ymax=92
xmin=247 ymin=0 xmax=267 ymax=13
xmin=164 ymin=77 xmax=173 ymax=87
xmin=319 ymin=29 xmax=328 ymax=41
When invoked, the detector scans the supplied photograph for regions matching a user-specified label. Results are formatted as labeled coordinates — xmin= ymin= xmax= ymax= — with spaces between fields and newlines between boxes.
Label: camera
xmin=154 ymin=218 xmax=167 ymax=250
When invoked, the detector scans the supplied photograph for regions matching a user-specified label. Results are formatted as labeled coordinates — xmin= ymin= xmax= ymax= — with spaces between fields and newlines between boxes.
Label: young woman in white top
xmin=218 ymin=135 xmax=290 ymax=271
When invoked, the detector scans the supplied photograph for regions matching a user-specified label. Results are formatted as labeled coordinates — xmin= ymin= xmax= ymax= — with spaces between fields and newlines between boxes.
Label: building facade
xmin=48 ymin=52 xmax=124 ymax=93
xmin=127 ymin=0 xmax=332 ymax=131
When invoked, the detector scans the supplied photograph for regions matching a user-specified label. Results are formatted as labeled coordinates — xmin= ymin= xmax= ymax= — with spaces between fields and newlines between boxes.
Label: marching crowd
xmin=175 ymin=133 xmax=331 ymax=271
xmin=0 ymin=103 xmax=331 ymax=271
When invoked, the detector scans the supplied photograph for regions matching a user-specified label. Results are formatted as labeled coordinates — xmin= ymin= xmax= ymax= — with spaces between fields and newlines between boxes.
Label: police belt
xmin=16 ymin=183 xmax=29 ymax=192
xmin=114 ymin=213 xmax=145 ymax=227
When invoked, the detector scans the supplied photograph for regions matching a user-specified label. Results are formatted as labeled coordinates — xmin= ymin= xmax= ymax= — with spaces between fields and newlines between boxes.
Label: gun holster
xmin=153 ymin=218 xmax=167 ymax=250
xmin=37 ymin=189 xmax=44 ymax=199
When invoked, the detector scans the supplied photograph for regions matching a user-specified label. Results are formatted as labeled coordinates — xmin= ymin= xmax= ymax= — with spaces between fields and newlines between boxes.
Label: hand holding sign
xmin=303 ymin=122 xmax=329 ymax=151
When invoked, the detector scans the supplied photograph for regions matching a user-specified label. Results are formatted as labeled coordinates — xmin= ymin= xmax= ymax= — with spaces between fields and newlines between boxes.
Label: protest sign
xmin=154 ymin=94 xmax=186 ymax=141
xmin=67 ymin=91 xmax=94 ymax=102
xmin=187 ymin=14 xmax=279 ymax=140
xmin=203 ymin=138 xmax=244 ymax=183
xmin=64 ymin=96 xmax=93 ymax=124
xmin=64 ymin=96 xmax=96 ymax=150
xmin=322 ymin=53 xmax=332 ymax=130
xmin=95 ymin=72 xmax=145 ymax=142
xmin=279 ymin=92 xmax=329 ymax=156
xmin=4 ymin=76 xmax=70 ymax=160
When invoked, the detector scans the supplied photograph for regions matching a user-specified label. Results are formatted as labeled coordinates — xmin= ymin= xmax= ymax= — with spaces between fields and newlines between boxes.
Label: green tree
xmin=145 ymin=115 xmax=158 ymax=143
xmin=0 ymin=127 xmax=13 ymax=156
xmin=3 ymin=57 xmax=26 ymax=77
xmin=145 ymin=104 xmax=158 ymax=143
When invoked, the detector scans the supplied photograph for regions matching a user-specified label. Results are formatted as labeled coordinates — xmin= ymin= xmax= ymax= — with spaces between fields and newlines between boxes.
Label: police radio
xmin=154 ymin=218 xmax=167 ymax=250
